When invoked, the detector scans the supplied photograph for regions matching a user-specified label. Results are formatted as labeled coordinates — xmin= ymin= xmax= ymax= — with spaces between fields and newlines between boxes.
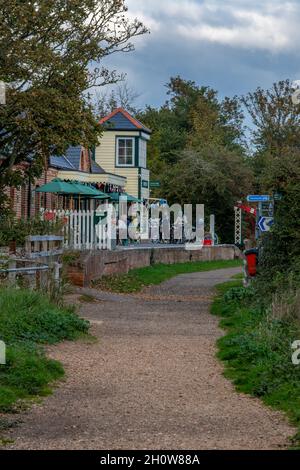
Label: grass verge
xmin=0 ymin=288 xmax=89 ymax=413
xmin=211 ymin=281 xmax=300 ymax=448
xmin=93 ymin=259 xmax=242 ymax=293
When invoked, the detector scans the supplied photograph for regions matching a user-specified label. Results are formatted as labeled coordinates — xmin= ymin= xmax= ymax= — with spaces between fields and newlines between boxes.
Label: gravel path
xmin=4 ymin=267 xmax=295 ymax=449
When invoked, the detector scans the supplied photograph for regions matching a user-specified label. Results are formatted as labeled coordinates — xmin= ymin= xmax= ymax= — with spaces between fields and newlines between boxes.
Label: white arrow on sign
xmin=258 ymin=217 xmax=274 ymax=232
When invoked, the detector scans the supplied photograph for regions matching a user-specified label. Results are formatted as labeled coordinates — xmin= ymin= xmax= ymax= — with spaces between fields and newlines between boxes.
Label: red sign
xmin=44 ymin=212 xmax=55 ymax=221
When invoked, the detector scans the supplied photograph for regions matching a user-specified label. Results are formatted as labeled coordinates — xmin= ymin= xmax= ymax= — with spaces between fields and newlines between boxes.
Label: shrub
xmin=224 ymin=286 xmax=255 ymax=303
xmin=0 ymin=288 xmax=89 ymax=344
xmin=213 ymin=281 xmax=300 ymax=445
xmin=0 ymin=214 xmax=63 ymax=247
xmin=0 ymin=343 xmax=64 ymax=412
xmin=0 ymin=288 xmax=89 ymax=412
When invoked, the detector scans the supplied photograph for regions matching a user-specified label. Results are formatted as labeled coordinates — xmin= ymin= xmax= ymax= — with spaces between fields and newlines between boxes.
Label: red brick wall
xmin=5 ymin=166 xmax=58 ymax=219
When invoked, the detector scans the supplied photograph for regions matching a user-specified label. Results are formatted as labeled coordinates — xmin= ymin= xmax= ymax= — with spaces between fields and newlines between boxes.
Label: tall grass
xmin=212 ymin=281 xmax=300 ymax=447
xmin=0 ymin=288 xmax=89 ymax=412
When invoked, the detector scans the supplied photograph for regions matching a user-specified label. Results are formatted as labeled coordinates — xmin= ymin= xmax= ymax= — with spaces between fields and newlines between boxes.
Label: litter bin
xmin=244 ymin=248 xmax=258 ymax=277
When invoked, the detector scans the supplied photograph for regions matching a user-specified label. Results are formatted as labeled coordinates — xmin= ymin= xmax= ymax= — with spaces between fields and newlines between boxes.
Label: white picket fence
xmin=41 ymin=209 xmax=114 ymax=250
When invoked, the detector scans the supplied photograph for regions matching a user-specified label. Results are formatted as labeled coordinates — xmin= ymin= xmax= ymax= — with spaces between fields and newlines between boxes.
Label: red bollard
xmin=244 ymin=249 xmax=258 ymax=277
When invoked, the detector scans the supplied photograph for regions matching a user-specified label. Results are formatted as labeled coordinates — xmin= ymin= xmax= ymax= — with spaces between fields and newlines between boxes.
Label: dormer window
xmin=116 ymin=137 xmax=135 ymax=167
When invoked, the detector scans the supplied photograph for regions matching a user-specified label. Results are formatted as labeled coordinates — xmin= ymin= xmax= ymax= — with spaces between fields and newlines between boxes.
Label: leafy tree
xmin=257 ymin=149 xmax=300 ymax=279
xmin=139 ymin=76 xmax=246 ymax=177
xmin=167 ymin=76 xmax=246 ymax=152
xmin=138 ymin=105 xmax=188 ymax=179
xmin=139 ymin=76 xmax=250 ymax=228
xmin=242 ymin=79 xmax=300 ymax=159
xmin=0 ymin=0 xmax=147 ymax=208
xmin=161 ymin=146 xmax=253 ymax=242
xmin=188 ymin=94 xmax=246 ymax=152
xmin=243 ymin=81 xmax=300 ymax=279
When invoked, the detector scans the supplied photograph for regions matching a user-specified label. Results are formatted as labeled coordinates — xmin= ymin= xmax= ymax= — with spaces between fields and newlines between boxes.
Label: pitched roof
xmin=90 ymin=160 xmax=106 ymax=174
xmin=49 ymin=155 xmax=75 ymax=170
xmin=65 ymin=146 xmax=82 ymax=170
xmin=50 ymin=146 xmax=82 ymax=171
xmin=50 ymin=147 xmax=112 ymax=175
xmin=99 ymin=108 xmax=151 ymax=134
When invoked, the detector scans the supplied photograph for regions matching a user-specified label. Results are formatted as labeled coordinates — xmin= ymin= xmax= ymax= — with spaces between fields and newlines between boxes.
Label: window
xmin=117 ymin=138 xmax=134 ymax=166
xmin=139 ymin=139 xmax=147 ymax=168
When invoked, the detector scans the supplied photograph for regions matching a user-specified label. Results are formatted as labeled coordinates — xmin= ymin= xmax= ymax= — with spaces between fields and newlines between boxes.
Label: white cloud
xmin=178 ymin=13 xmax=290 ymax=51
xmin=125 ymin=0 xmax=300 ymax=53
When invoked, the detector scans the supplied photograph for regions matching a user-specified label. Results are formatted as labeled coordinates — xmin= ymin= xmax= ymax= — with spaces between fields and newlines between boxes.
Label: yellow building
xmin=95 ymin=108 xmax=151 ymax=201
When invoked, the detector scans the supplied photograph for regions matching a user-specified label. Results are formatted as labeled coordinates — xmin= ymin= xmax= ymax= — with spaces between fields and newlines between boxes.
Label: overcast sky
xmin=102 ymin=0 xmax=300 ymax=109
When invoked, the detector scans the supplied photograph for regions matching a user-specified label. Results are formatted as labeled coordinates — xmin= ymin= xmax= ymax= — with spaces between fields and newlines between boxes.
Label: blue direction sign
xmin=247 ymin=195 xmax=270 ymax=202
xmin=258 ymin=217 xmax=274 ymax=232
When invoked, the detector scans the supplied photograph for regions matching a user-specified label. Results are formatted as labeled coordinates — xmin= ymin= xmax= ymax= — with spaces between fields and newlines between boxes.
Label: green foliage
xmin=0 ymin=344 xmax=64 ymax=412
xmin=161 ymin=146 xmax=253 ymax=243
xmin=0 ymin=287 xmax=89 ymax=411
xmin=252 ymin=149 xmax=300 ymax=300
xmin=243 ymin=80 xmax=300 ymax=295
xmin=223 ymin=285 xmax=255 ymax=302
xmin=93 ymin=259 xmax=242 ymax=293
xmin=61 ymin=250 xmax=81 ymax=265
xmin=242 ymin=79 xmax=300 ymax=158
xmin=0 ymin=288 xmax=89 ymax=344
xmin=0 ymin=1 xmax=147 ymax=199
xmin=139 ymin=77 xmax=247 ymax=171
xmin=212 ymin=282 xmax=300 ymax=447
xmin=138 ymin=76 xmax=252 ymax=241
xmin=137 ymin=105 xmax=188 ymax=185
xmin=0 ymin=214 xmax=63 ymax=246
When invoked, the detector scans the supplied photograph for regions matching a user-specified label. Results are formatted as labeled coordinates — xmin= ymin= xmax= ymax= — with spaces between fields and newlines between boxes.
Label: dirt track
xmin=4 ymin=267 xmax=295 ymax=449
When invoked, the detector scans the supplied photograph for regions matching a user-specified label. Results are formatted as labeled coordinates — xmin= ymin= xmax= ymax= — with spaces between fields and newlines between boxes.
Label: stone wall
xmin=66 ymin=244 xmax=241 ymax=287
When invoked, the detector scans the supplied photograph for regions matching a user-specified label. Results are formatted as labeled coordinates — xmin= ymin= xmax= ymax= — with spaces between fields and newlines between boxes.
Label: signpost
xmin=247 ymin=195 xmax=270 ymax=203
xmin=258 ymin=216 xmax=274 ymax=232
xmin=150 ymin=181 xmax=161 ymax=188
xmin=245 ymin=195 xmax=274 ymax=238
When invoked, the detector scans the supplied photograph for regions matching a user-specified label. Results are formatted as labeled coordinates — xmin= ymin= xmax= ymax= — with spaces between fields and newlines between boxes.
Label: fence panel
xmin=41 ymin=209 xmax=110 ymax=250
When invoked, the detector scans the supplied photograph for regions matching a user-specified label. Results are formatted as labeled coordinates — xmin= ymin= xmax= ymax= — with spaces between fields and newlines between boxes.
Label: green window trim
xmin=115 ymin=136 xmax=135 ymax=167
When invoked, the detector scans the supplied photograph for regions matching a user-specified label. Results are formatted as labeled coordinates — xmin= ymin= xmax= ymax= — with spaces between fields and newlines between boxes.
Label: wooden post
xmin=53 ymin=261 xmax=61 ymax=287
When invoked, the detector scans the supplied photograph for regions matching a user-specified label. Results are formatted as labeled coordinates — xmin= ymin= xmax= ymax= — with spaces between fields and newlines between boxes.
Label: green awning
xmin=109 ymin=192 xmax=141 ymax=203
xmin=35 ymin=179 xmax=109 ymax=199
xmin=70 ymin=182 xmax=109 ymax=199
xmin=35 ymin=179 xmax=80 ymax=195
